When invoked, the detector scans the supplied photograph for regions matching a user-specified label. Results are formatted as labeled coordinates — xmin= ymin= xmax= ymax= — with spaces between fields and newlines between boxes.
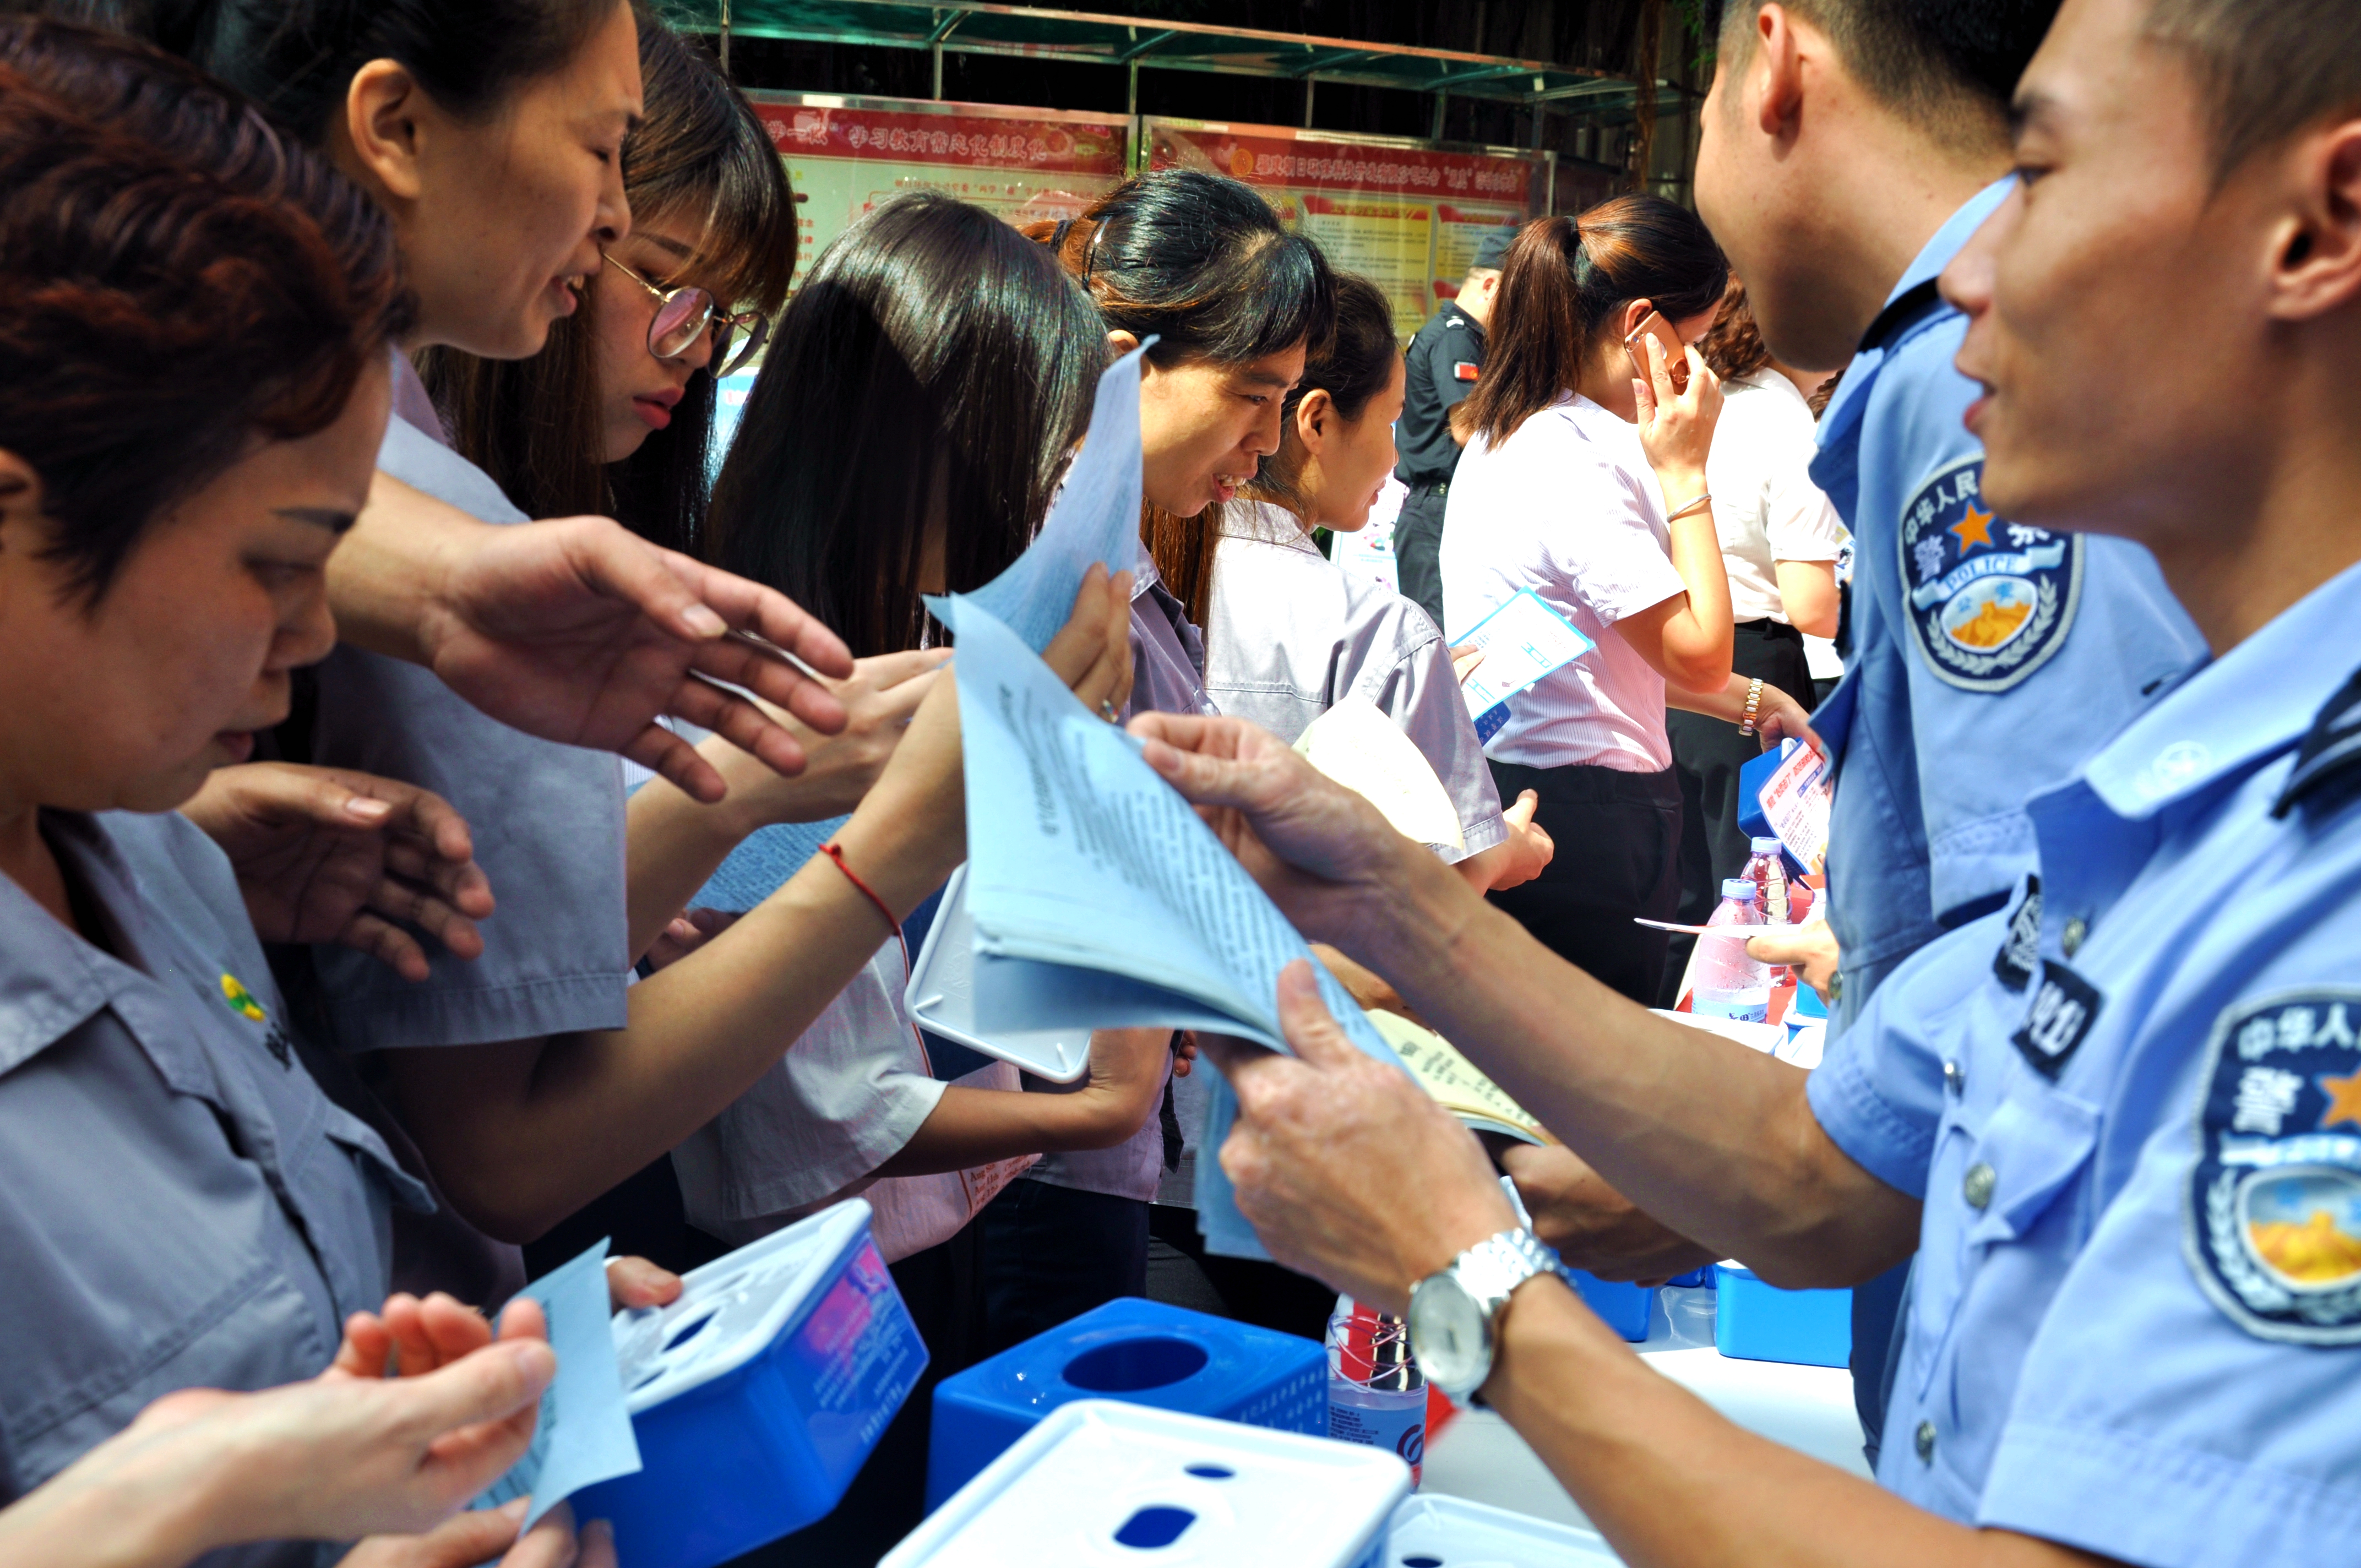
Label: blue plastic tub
xmin=572 ymin=1200 xmax=926 ymax=1568
xmin=1568 ymin=1269 xmax=1653 ymax=1342
xmin=1388 ymin=1495 xmax=1624 ymax=1565
xmin=889 ymin=1400 xmax=1410 ymax=1568
xmin=925 ymin=1296 xmax=1327 ymax=1510
xmin=1713 ymin=1262 xmax=1851 ymax=1368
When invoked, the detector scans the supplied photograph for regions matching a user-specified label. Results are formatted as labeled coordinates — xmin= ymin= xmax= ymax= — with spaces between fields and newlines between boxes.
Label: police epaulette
xmin=2272 ymin=664 xmax=2361 ymax=819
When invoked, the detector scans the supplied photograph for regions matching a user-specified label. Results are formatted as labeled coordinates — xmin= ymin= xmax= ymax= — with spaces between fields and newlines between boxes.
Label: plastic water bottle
xmin=1694 ymin=878 xmax=1772 ymax=1022
xmin=1743 ymin=837 xmax=1791 ymax=924
xmin=1742 ymin=837 xmax=1792 ymax=986
xmin=1326 ymin=1297 xmax=1426 ymax=1485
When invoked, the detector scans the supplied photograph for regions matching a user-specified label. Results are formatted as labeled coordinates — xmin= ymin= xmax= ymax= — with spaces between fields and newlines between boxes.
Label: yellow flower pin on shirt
xmin=220 ymin=972 xmax=268 ymax=1023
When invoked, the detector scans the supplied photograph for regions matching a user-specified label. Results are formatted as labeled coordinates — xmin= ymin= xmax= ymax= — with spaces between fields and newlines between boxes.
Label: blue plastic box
xmin=926 ymin=1296 xmax=1327 ymax=1510
xmin=1568 ymin=1269 xmax=1654 ymax=1342
xmin=888 ymin=1400 xmax=1410 ymax=1568
xmin=572 ymin=1200 xmax=927 ymax=1568
xmin=1713 ymin=1262 xmax=1851 ymax=1368
xmin=1388 ymin=1495 xmax=1624 ymax=1566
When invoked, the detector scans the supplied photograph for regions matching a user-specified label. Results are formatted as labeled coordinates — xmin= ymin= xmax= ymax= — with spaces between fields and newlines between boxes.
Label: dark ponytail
xmin=1461 ymin=195 xmax=1727 ymax=448
xmin=1247 ymin=272 xmax=1397 ymax=525
xmin=53 ymin=0 xmax=623 ymax=142
xmin=1025 ymin=167 xmax=1337 ymax=623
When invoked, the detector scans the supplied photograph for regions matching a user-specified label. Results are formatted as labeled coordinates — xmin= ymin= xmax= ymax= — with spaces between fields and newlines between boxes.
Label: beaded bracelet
xmin=1738 ymin=677 xmax=1765 ymax=738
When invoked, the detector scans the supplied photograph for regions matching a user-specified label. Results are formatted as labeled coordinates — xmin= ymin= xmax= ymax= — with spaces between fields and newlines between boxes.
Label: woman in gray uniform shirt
xmin=0 ymin=43 xmax=434 ymax=1560
xmin=104 ymin=0 xmax=935 ymax=1266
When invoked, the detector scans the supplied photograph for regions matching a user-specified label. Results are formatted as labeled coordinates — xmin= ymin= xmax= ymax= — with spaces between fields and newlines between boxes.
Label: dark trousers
xmin=1662 ymin=618 xmax=1817 ymax=1004
xmin=1484 ymin=758 xmax=1683 ymax=1005
xmin=978 ymin=1178 xmax=1150 ymax=1357
xmin=1392 ymin=486 xmax=1450 ymax=633
xmin=1146 ymin=1203 xmax=1336 ymax=1342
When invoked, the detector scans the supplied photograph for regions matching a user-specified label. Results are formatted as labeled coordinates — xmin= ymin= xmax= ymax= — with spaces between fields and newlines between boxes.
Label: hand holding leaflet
xmin=473 ymin=1240 xmax=641 ymax=1529
xmin=934 ymin=594 xmax=1406 ymax=1257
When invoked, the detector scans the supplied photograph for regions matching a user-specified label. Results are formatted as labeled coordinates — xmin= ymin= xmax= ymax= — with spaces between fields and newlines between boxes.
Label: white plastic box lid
xmin=882 ymin=1399 xmax=1412 ymax=1567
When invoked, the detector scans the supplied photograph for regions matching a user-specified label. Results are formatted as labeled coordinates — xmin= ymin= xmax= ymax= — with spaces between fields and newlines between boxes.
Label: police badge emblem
xmin=2185 ymin=990 xmax=2361 ymax=1343
xmin=1898 ymin=456 xmax=2082 ymax=692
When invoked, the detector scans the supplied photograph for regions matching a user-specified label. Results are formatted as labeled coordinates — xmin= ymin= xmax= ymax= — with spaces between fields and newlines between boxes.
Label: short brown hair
xmin=2144 ymin=0 xmax=2361 ymax=179
xmin=0 ymin=18 xmax=409 ymax=603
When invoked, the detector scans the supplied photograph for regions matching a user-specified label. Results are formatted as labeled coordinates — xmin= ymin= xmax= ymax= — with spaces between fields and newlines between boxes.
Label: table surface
xmin=1419 ymin=1287 xmax=1868 ymax=1537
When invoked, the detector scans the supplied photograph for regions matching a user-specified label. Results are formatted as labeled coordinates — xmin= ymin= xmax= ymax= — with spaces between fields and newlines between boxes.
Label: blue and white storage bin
xmin=926 ymin=1296 xmax=1327 ymax=1509
xmin=1386 ymin=1495 xmax=1624 ymax=1566
xmin=887 ymin=1400 xmax=1411 ymax=1568
xmin=1713 ymin=1262 xmax=1851 ymax=1368
xmin=572 ymin=1199 xmax=926 ymax=1568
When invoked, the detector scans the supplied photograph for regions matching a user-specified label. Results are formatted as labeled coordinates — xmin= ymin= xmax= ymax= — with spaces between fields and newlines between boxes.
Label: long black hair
xmin=1029 ymin=168 xmax=1335 ymax=623
xmin=705 ymin=193 xmax=1102 ymax=658
xmin=418 ymin=18 xmax=793 ymax=552
xmin=37 ymin=0 xmax=622 ymax=142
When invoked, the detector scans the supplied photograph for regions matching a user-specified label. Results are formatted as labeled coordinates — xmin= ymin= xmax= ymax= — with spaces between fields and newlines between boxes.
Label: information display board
xmin=1146 ymin=118 xmax=1546 ymax=334
xmin=747 ymin=93 xmax=1130 ymax=287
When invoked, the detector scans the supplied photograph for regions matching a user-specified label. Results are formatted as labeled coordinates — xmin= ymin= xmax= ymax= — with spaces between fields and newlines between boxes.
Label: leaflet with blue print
xmin=1454 ymin=589 xmax=1595 ymax=740
xmin=474 ymin=1239 xmax=642 ymax=1528
xmin=935 ymin=596 xmax=1405 ymax=1259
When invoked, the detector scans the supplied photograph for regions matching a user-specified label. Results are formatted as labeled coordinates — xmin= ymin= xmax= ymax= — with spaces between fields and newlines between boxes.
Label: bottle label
xmin=1330 ymin=1394 xmax=1426 ymax=1480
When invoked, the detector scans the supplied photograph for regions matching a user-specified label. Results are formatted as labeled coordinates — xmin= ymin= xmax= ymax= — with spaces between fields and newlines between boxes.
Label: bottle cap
xmin=1722 ymin=878 xmax=1759 ymax=900
xmin=1750 ymin=836 xmax=1783 ymax=854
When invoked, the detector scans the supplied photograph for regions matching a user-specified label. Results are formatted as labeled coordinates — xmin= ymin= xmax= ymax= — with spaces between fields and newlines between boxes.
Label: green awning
xmin=655 ymin=0 xmax=1686 ymax=117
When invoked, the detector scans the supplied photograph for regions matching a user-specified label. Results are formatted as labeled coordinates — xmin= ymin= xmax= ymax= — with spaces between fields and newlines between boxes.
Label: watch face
xmin=1408 ymin=1273 xmax=1489 ymax=1394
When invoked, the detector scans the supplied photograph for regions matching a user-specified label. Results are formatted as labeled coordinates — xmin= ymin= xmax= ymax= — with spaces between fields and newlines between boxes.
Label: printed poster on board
xmin=748 ymin=95 xmax=1130 ymax=290
xmin=1146 ymin=119 xmax=1543 ymax=333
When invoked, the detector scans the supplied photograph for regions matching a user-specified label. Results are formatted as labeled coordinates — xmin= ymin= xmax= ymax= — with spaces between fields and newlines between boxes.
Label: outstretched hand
xmin=414 ymin=515 xmax=855 ymax=803
xmin=181 ymin=765 xmax=493 ymax=982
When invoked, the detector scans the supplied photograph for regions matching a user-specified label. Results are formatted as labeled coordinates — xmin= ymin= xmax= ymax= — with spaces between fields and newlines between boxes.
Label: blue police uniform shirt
xmin=0 ymin=810 xmax=427 ymax=1566
xmin=1811 ymin=179 xmax=2206 ymax=1028
xmin=1809 ymin=556 xmax=2361 ymax=1565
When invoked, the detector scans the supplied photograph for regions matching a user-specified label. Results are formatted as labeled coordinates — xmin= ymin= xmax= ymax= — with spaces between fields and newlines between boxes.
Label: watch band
xmin=1408 ymin=1227 xmax=1569 ymax=1402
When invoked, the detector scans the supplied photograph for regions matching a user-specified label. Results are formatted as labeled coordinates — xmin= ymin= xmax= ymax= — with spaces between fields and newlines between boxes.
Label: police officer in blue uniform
xmin=1390 ymin=227 xmax=1511 ymax=633
xmin=1690 ymin=0 xmax=2205 ymax=1451
xmin=1123 ymin=0 xmax=2361 ymax=1561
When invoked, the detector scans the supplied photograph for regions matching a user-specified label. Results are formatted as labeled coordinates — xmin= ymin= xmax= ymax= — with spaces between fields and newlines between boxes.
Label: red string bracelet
xmin=819 ymin=842 xmax=898 ymax=935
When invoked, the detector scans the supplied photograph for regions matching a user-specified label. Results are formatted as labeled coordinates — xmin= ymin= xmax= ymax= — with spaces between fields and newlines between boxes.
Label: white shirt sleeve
xmin=1551 ymin=455 xmax=1688 ymax=628
xmin=1759 ymin=396 xmax=1849 ymax=564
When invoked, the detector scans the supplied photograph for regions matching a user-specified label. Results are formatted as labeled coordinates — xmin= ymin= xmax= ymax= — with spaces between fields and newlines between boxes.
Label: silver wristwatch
xmin=1405 ymin=1227 xmax=1569 ymax=1402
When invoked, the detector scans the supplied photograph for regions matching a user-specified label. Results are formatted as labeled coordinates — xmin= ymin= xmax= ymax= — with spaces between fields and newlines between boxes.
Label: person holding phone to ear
xmin=1438 ymin=200 xmax=1818 ymax=1003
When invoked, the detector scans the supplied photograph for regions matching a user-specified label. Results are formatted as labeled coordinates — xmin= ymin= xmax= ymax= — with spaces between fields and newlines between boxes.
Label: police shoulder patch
xmin=2184 ymin=989 xmax=2361 ymax=1343
xmin=1898 ymin=456 xmax=2082 ymax=693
